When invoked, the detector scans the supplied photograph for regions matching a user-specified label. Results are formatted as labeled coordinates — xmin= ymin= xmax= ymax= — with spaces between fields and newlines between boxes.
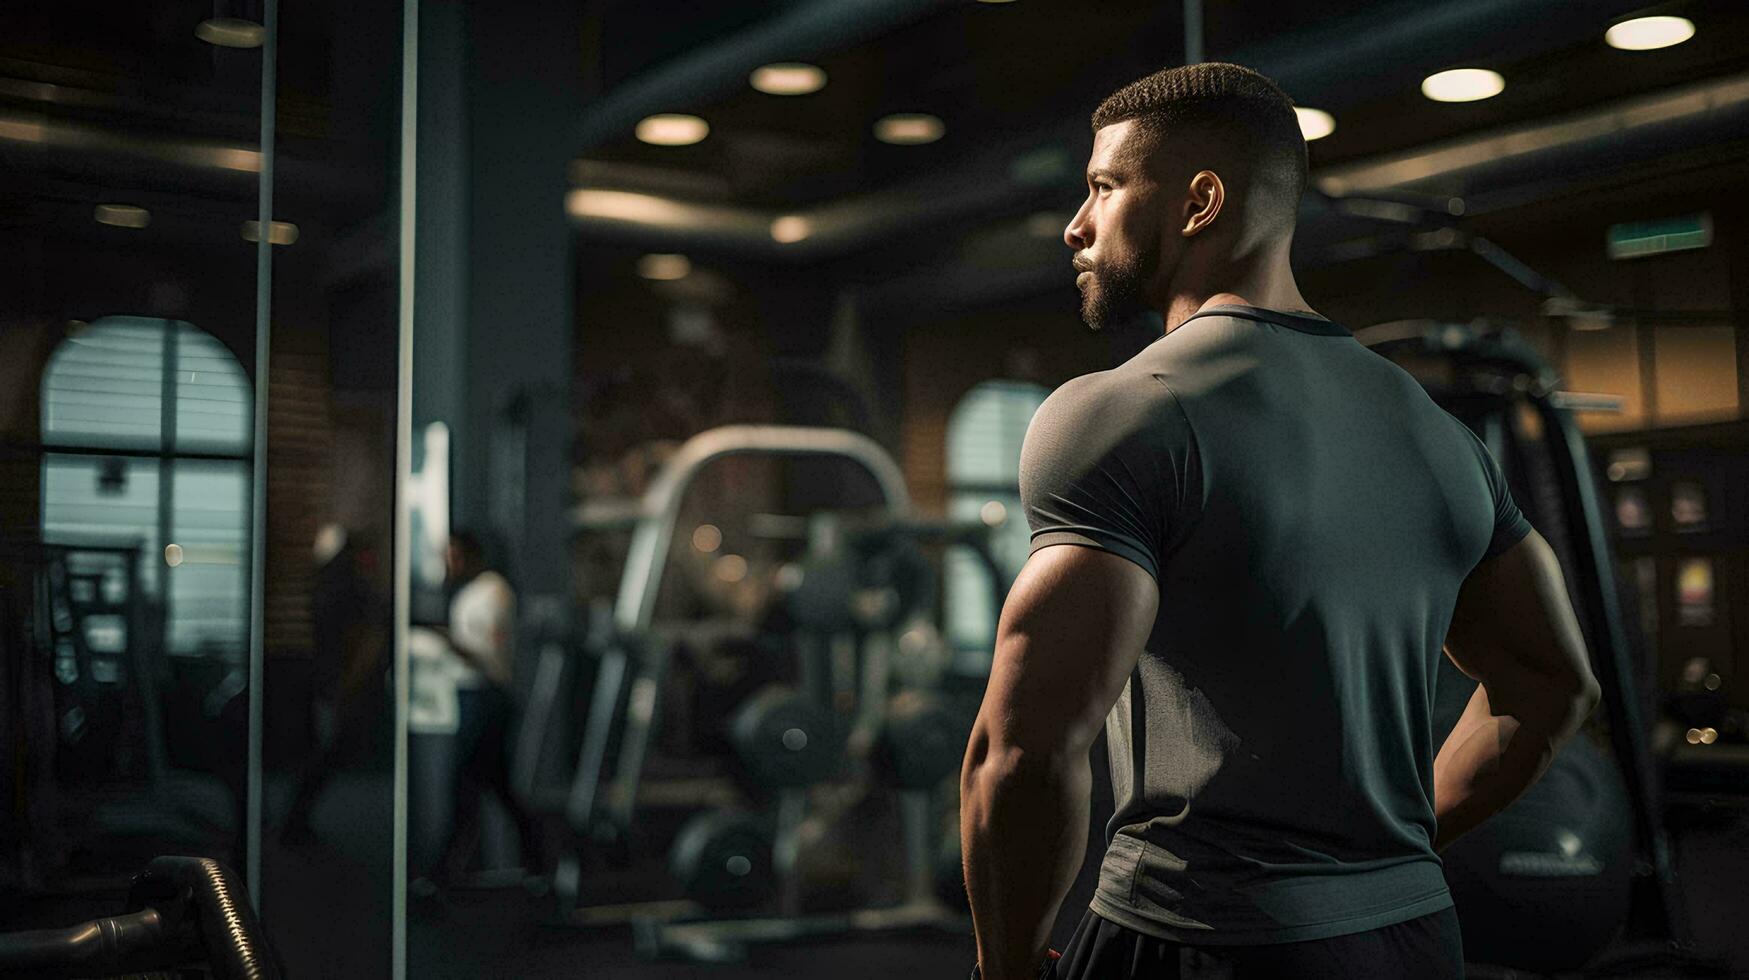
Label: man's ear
xmin=1181 ymin=170 xmax=1224 ymax=237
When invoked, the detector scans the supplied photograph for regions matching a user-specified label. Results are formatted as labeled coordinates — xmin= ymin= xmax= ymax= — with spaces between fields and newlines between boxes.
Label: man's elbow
xmin=1481 ymin=659 xmax=1600 ymax=738
xmin=1574 ymin=670 xmax=1602 ymax=720
xmin=1524 ymin=664 xmax=1602 ymax=732
xmin=960 ymin=717 xmax=1078 ymax=802
xmin=1554 ymin=650 xmax=1602 ymax=716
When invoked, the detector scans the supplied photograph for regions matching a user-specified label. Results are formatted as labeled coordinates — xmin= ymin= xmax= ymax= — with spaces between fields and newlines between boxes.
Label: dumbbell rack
xmin=549 ymin=426 xmax=1001 ymax=954
xmin=575 ymin=426 xmax=911 ymax=841
xmin=632 ymin=788 xmax=965 ymax=963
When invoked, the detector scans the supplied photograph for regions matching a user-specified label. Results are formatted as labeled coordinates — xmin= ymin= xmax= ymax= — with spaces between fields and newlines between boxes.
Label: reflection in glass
xmin=169 ymin=464 xmax=249 ymax=656
xmin=0 ymin=1 xmax=280 ymax=970
xmin=41 ymin=318 xmax=253 ymax=657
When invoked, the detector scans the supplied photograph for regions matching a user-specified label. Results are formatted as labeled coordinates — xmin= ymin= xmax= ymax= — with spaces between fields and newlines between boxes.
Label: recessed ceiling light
xmin=1420 ymin=68 xmax=1505 ymax=103
xmin=195 ymin=18 xmax=265 ymax=49
xmin=874 ymin=113 xmax=945 ymax=145
xmin=635 ymin=114 xmax=709 ymax=146
xmin=1605 ymin=16 xmax=1695 ymax=51
xmin=94 ymin=204 xmax=150 ymax=229
xmin=749 ymin=63 xmax=827 ymax=96
xmin=637 ymin=253 xmax=691 ymax=280
xmin=770 ymin=215 xmax=812 ymax=243
xmin=1294 ymin=107 xmax=1335 ymax=141
xmin=567 ymin=189 xmax=689 ymax=225
xmin=241 ymin=220 xmax=299 ymax=245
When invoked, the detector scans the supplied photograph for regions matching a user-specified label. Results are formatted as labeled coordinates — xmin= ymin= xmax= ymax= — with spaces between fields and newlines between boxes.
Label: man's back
xmin=1019 ymin=304 xmax=1531 ymax=944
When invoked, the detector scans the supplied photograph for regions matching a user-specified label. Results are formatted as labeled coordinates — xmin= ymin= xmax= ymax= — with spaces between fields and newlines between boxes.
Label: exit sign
xmin=1607 ymin=213 xmax=1712 ymax=260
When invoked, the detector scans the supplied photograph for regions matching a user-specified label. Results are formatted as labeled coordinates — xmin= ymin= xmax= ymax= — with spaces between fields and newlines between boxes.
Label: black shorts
xmin=1052 ymin=906 xmax=1464 ymax=980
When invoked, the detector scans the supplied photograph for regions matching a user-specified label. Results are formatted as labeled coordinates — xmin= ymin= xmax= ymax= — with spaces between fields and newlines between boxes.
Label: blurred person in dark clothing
xmin=281 ymin=525 xmax=387 ymax=845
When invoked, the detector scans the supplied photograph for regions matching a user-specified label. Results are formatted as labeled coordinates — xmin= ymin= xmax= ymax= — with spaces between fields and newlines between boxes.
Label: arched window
xmin=943 ymin=379 xmax=1050 ymax=651
xmin=41 ymin=317 xmax=252 ymax=658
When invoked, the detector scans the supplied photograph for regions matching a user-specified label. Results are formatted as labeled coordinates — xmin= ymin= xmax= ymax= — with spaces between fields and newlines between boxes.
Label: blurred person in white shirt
xmin=420 ymin=529 xmax=543 ymax=886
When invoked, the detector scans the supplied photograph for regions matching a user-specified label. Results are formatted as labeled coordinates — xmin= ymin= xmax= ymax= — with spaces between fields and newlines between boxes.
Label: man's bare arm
xmin=1433 ymin=529 xmax=1601 ymax=851
xmin=961 ymin=545 xmax=1157 ymax=980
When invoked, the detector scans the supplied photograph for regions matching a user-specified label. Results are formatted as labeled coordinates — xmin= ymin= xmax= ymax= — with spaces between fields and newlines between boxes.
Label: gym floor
xmin=266 ymin=771 xmax=1749 ymax=978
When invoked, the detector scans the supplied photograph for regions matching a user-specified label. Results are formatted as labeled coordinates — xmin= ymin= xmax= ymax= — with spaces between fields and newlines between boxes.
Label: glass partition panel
xmin=256 ymin=0 xmax=405 ymax=975
xmin=0 ymin=0 xmax=267 ymax=948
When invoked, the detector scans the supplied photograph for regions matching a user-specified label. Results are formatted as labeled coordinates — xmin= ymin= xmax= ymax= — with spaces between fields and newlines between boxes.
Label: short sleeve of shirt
xmin=1451 ymin=416 xmax=1533 ymax=561
xmin=1019 ymin=374 xmax=1198 ymax=583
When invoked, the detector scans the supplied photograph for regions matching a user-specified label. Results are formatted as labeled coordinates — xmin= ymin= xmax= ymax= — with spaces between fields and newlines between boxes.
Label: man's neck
xmin=1158 ymin=264 xmax=1315 ymax=335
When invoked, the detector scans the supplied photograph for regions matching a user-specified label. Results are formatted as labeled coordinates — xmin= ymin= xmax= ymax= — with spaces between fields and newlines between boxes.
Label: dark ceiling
xmin=582 ymin=0 xmax=1182 ymax=207
xmin=580 ymin=0 xmax=1749 ymax=209
xmin=2 ymin=0 xmax=1747 ymax=269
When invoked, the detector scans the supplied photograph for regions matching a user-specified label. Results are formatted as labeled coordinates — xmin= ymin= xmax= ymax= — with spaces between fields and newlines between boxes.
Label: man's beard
xmin=1077 ymin=245 xmax=1158 ymax=331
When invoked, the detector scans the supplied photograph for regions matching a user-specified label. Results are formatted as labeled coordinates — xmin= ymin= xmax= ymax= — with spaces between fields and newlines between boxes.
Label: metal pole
xmin=1535 ymin=397 xmax=1688 ymax=944
xmin=1183 ymin=0 xmax=1203 ymax=64
xmin=245 ymin=0 xmax=279 ymax=911
xmin=392 ymin=0 xmax=419 ymax=974
xmin=150 ymin=321 xmax=177 ymax=796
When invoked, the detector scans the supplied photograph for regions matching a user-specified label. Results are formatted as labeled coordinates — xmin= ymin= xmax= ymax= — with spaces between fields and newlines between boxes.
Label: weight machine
xmin=1356 ymin=312 xmax=1721 ymax=976
xmin=2 ymin=540 xmax=244 ymax=904
xmin=521 ymin=425 xmax=1007 ymax=960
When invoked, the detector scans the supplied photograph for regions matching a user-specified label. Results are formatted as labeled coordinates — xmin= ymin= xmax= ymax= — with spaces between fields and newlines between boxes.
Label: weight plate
xmin=729 ymin=685 xmax=843 ymax=788
xmin=668 ymin=808 xmax=776 ymax=912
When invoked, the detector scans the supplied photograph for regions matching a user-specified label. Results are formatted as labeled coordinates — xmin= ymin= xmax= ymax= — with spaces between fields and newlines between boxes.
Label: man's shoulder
xmin=1039 ymin=361 xmax=1183 ymax=424
xmin=1024 ymin=367 xmax=1192 ymax=479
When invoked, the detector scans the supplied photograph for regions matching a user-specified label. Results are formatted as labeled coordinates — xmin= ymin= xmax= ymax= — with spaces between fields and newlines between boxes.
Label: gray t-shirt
xmin=1019 ymin=304 xmax=1531 ymax=945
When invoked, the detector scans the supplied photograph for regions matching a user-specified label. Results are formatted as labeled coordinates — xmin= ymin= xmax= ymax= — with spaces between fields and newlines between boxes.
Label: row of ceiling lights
xmin=629 ymin=14 xmax=1698 ymax=276
xmin=1411 ymin=14 xmax=1693 ymax=106
xmin=93 ymin=203 xmax=298 ymax=244
xmin=99 ymin=13 xmax=1700 ymax=249
xmin=1292 ymin=14 xmax=1696 ymax=138
xmin=87 ymin=14 xmax=274 ymax=238
xmin=633 ymin=14 xmax=1699 ymax=151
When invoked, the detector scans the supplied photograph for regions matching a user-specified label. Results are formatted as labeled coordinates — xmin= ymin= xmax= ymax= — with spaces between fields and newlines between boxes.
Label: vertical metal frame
xmin=244 ymin=0 xmax=280 ymax=909
xmin=1533 ymin=397 xmax=1688 ymax=944
xmin=392 ymin=0 xmax=420 ymax=975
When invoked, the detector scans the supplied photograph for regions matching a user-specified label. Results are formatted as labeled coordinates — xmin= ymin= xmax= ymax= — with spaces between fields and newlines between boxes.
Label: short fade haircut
xmin=1091 ymin=62 xmax=1307 ymax=235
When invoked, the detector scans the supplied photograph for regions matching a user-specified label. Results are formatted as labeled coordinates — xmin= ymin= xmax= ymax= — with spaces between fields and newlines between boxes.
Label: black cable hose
xmin=0 ymin=855 xmax=280 ymax=979
xmin=127 ymin=856 xmax=280 ymax=980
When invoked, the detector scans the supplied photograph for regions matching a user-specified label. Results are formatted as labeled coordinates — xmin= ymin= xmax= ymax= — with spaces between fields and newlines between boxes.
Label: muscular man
xmin=959 ymin=63 xmax=1601 ymax=980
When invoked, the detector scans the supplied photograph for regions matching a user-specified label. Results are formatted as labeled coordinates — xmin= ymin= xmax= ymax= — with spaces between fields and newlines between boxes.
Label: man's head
xmin=1067 ymin=62 xmax=1307 ymax=329
xmin=446 ymin=529 xmax=486 ymax=583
